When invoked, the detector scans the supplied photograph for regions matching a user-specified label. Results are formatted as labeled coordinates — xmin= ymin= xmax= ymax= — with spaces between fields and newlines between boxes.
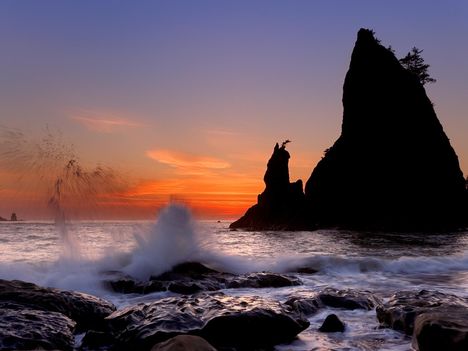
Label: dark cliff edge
xmin=304 ymin=28 xmax=467 ymax=231
xmin=231 ymin=28 xmax=467 ymax=232
xmin=229 ymin=142 xmax=309 ymax=230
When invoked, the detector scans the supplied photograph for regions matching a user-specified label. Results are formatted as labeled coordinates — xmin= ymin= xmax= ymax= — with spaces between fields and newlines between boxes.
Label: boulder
xmin=0 ymin=279 xmax=116 ymax=330
xmin=151 ymin=335 xmax=216 ymax=351
xmin=108 ymin=262 xmax=302 ymax=295
xmin=305 ymin=28 xmax=467 ymax=231
xmin=412 ymin=306 xmax=468 ymax=351
xmin=284 ymin=296 xmax=321 ymax=316
xmin=107 ymin=262 xmax=230 ymax=295
xmin=0 ymin=307 xmax=75 ymax=350
xmin=85 ymin=292 xmax=309 ymax=350
xmin=376 ymin=290 xmax=468 ymax=334
xmin=317 ymin=287 xmax=382 ymax=310
xmin=318 ymin=314 xmax=345 ymax=332
xmin=230 ymin=142 xmax=308 ymax=230
xmin=285 ymin=287 xmax=381 ymax=316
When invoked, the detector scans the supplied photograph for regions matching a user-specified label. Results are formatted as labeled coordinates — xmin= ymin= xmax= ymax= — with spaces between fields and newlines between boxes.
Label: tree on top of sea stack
xmin=399 ymin=47 xmax=436 ymax=86
xmin=304 ymin=28 xmax=467 ymax=231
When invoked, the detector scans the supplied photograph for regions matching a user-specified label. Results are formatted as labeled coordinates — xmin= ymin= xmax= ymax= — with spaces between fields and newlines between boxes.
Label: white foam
xmin=121 ymin=204 xmax=199 ymax=280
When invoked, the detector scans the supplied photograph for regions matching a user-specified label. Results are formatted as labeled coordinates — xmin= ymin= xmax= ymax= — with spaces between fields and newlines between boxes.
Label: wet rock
xmin=108 ymin=262 xmax=231 ymax=295
xmin=157 ymin=262 xmax=230 ymax=294
xmin=305 ymin=28 xmax=467 ymax=231
xmin=230 ymin=142 xmax=309 ymax=230
xmin=317 ymin=287 xmax=382 ymax=310
xmin=151 ymin=262 xmax=222 ymax=281
xmin=284 ymin=296 xmax=321 ymax=316
xmin=226 ymin=272 xmax=301 ymax=289
xmin=108 ymin=262 xmax=302 ymax=296
xmin=412 ymin=306 xmax=468 ymax=351
xmin=109 ymin=278 xmax=166 ymax=294
xmin=151 ymin=335 xmax=216 ymax=351
xmin=376 ymin=290 xmax=468 ymax=334
xmin=0 ymin=279 xmax=116 ymax=330
xmin=0 ymin=307 xmax=75 ymax=350
xmin=89 ymin=292 xmax=309 ymax=350
xmin=285 ymin=287 xmax=381 ymax=317
xmin=319 ymin=314 xmax=345 ymax=332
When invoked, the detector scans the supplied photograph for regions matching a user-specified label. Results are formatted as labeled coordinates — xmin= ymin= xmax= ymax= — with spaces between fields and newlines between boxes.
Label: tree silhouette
xmin=399 ymin=47 xmax=436 ymax=85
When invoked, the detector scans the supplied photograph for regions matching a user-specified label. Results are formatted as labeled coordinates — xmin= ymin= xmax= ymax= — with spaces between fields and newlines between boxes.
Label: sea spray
xmin=122 ymin=204 xmax=199 ymax=280
xmin=0 ymin=125 xmax=128 ymax=261
xmin=0 ymin=125 xmax=128 ymax=221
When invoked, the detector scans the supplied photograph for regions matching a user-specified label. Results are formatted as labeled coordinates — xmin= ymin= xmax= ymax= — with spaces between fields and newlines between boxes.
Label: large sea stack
xmin=230 ymin=142 xmax=307 ymax=230
xmin=305 ymin=29 xmax=467 ymax=231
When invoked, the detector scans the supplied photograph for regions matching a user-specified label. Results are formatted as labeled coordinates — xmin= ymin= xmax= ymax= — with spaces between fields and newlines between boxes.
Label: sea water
xmin=0 ymin=205 xmax=467 ymax=350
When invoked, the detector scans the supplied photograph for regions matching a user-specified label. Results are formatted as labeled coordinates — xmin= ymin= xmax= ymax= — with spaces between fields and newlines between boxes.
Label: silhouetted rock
xmin=376 ymin=290 xmax=468 ymax=335
xmin=151 ymin=335 xmax=216 ymax=351
xmin=0 ymin=216 xmax=6 ymax=221
xmin=317 ymin=287 xmax=382 ymax=310
xmin=230 ymin=142 xmax=308 ymax=230
xmin=10 ymin=213 xmax=17 ymax=221
xmin=0 ymin=279 xmax=116 ymax=331
xmin=84 ymin=292 xmax=309 ymax=350
xmin=319 ymin=314 xmax=345 ymax=332
xmin=305 ymin=28 xmax=467 ymax=231
xmin=412 ymin=306 xmax=468 ymax=351
xmin=0 ymin=307 xmax=75 ymax=350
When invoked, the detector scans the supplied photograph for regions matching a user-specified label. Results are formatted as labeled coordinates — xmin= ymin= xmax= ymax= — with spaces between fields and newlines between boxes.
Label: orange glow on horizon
xmin=0 ymin=130 xmax=320 ymax=220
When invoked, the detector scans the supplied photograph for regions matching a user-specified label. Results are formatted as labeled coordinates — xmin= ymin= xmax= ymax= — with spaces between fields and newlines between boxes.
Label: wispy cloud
xmin=146 ymin=149 xmax=231 ymax=170
xmin=203 ymin=129 xmax=240 ymax=137
xmin=70 ymin=110 xmax=143 ymax=133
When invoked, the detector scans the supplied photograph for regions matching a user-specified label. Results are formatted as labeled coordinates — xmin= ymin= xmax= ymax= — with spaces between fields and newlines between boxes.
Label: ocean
xmin=1 ymin=206 xmax=467 ymax=350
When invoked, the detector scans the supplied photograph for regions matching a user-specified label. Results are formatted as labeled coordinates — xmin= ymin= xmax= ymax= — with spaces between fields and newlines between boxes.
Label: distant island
xmin=0 ymin=213 xmax=19 ymax=222
xmin=231 ymin=29 xmax=467 ymax=232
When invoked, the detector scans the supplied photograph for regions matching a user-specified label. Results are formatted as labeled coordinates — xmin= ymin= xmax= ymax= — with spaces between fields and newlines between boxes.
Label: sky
xmin=0 ymin=0 xmax=467 ymax=220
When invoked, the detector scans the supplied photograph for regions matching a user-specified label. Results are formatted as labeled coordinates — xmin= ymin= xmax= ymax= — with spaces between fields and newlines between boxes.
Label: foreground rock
xmin=0 ymin=279 xmax=116 ymax=330
xmin=285 ymin=296 xmax=321 ymax=316
xmin=108 ymin=262 xmax=229 ymax=295
xmin=230 ymin=141 xmax=309 ymax=230
xmin=0 ymin=308 xmax=75 ymax=350
xmin=108 ymin=262 xmax=301 ymax=295
xmin=151 ymin=335 xmax=216 ymax=351
xmin=285 ymin=287 xmax=381 ymax=316
xmin=376 ymin=290 xmax=468 ymax=334
xmin=319 ymin=314 xmax=345 ymax=333
xmin=305 ymin=28 xmax=467 ymax=231
xmin=317 ymin=287 xmax=382 ymax=310
xmin=83 ymin=292 xmax=309 ymax=350
xmin=413 ymin=306 xmax=468 ymax=351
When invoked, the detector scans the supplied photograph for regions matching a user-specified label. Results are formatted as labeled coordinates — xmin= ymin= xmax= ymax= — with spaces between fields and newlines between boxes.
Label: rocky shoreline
xmin=0 ymin=262 xmax=467 ymax=350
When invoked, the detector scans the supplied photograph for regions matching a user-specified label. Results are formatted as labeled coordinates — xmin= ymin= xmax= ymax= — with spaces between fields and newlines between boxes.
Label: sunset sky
xmin=1 ymin=1 xmax=467 ymax=219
